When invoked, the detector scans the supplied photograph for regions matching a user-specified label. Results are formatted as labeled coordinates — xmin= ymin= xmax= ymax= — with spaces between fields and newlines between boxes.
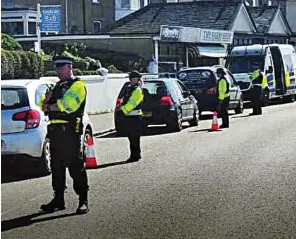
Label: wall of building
xmin=286 ymin=1 xmax=296 ymax=34
xmin=2 ymin=0 xmax=115 ymax=34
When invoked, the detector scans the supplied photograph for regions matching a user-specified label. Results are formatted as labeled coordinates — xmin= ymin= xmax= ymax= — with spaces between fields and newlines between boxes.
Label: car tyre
xmin=168 ymin=109 xmax=182 ymax=132
xmin=262 ymin=89 xmax=269 ymax=107
xmin=39 ymin=137 xmax=51 ymax=175
xmin=189 ymin=109 xmax=199 ymax=127
xmin=234 ymin=97 xmax=244 ymax=114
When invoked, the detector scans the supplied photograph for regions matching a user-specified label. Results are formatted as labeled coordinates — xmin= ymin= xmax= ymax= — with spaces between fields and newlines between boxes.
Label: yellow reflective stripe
xmin=262 ymin=75 xmax=268 ymax=88
xmin=285 ymin=72 xmax=290 ymax=87
xmin=50 ymin=119 xmax=68 ymax=124
xmin=58 ymin=81 xmax=86 ymax=114
xmin=121 ymin=88 xmax=143 ymax=115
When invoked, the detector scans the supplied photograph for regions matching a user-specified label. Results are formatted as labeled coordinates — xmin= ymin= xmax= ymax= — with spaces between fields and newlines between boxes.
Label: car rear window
xmin=1 ymin=87 xmax=29 ymax=110
xmin=142 ymin=81 xmax=167 ymax=96
xmin=177 ymin=70 xmax=216 ymax=88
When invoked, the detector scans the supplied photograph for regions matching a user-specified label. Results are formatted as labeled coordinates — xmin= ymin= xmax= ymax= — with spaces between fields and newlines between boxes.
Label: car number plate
xmin=1 ymin=140 xmax=6 ymax=151
xmin=143 ymin=112 xmax=152 ymax=117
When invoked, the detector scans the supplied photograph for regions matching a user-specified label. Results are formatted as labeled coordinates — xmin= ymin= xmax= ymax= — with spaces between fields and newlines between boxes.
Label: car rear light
xmin=12 ymin=110 xmax=40 ymax=129
xmin=160 ymin=96 xmax=173 ymax=106
xmin=207 ymin=87 xmax=216 ymax=95
xmin=116 ymin=98 xmax=122 ymax=107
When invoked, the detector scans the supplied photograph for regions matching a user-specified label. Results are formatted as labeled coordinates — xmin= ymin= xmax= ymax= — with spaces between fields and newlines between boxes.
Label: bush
xmin=1 ymin=34 xmax=22 ymax=51
xmin=44 ymin=70 xmax=99 ymax=77
xmin=1 ymin=50 xmax=43 ymax=79
xmin=43 ymin=71 xmax=57 ymax=77
xmin=1 ymin=49 xmax=9 ymax=79
xmin=107 ymin=65 xmax=122 ymax=73
xmin=10 ymin=51 xmax=22 ymax=79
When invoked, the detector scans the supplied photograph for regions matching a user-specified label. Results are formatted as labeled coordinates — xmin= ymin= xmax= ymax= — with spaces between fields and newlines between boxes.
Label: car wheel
xmin=39 ymin=137 xmax=51 ymax=175
xmin=234 ymin=97 xmax=244 ymax=114
xmin=283 ymin=94 xmax=295 ymax=103
xmin=189 ymin=109 xmax=199 ymax=127
xmin=83 ymin=128 xmax=93 ymax=161
xmin=169 ymin=109 xmax=182 ymax=132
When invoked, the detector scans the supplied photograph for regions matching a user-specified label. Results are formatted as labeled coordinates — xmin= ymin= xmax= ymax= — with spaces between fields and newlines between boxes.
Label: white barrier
xmin=41 ymin=73 xmax=129 ymax=114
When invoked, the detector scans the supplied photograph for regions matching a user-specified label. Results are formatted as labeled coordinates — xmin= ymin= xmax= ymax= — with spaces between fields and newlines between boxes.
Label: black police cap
xmin=53 ymin=56 xmax=74 ymax=68
xmin=129 ymin=70 xmax=141 ymax=79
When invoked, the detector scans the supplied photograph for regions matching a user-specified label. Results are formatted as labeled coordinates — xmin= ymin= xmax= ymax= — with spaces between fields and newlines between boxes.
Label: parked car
xmin=1 ymin=79 xmax=93 ymax=175
xmin=177 ymin=66 xmax=244 ymax=115
xmin=114 ymin=77 xmax=199 ymax=134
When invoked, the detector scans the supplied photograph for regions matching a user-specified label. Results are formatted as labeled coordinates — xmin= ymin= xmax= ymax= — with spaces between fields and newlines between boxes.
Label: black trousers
xmin=219 ymin=97 xmax=230 ymax=127
xmin=251 ymin=86 xmax=262 ymax=115
xmin=48 ymin=124 xmax=89 ymax=196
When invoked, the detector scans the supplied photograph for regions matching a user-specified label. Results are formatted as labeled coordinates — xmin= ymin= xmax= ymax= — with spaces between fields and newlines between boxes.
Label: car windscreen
xmin=1 ymin=87 xmax=29 ymax=110
xmin=228 ymin=55 xmax=264 ymax=74
xmin=177 ymin=70 xmax=216 ymax=89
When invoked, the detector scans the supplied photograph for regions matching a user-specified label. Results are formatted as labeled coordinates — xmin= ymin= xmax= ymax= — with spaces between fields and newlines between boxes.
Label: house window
xmin=28 ymin=22 xmax=36 ymax=35
xmin=1 ymin=22 xmax=24 ymax=35
xmin=121 ymin=0 xmax=130 ymax=8
xmin=92 ymin=0 xmax=100 ymax=3
xmin=92 ymin=21 xmax=101 ymax=33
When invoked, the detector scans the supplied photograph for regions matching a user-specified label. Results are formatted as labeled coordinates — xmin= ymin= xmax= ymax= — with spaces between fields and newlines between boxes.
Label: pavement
xmin=2 ymin=102 xmax=296 ymax=239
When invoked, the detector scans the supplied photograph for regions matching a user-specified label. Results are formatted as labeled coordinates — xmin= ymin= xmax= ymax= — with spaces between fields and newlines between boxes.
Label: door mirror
xmin=182 ymin=91 xmax=190 ymax=98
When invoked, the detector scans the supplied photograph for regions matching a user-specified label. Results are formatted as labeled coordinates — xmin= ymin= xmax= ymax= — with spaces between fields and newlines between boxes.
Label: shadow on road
xmin=1 ymin=160 xmax=47 ymax=184
xmin=1 ymin=211 xmax=78 ymax=232
xmin=190 ymin=128 xmax=223 ymax=133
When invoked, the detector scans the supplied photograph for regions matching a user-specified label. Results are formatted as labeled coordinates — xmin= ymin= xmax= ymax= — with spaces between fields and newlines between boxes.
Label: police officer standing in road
xmin=249 ymin=69 xmax=263 ymax=116
xmin=116 ymin=71 xmax=144 ymax=163
xmin=216 ymin=68 xmax=230 ymax=128
xmin=39 ymin=56 xmax=89 ymax=214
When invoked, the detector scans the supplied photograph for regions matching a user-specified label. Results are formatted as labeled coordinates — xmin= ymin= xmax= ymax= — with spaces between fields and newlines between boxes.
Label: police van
xmin=227 ymin=44 xmax=296 ymax=104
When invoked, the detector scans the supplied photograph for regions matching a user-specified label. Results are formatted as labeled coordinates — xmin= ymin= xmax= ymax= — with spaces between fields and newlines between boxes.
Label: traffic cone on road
xmin=211 ymin=111 xmax=219 ymax=131
xmin=85 ymin=136 xmax=98 ymax=169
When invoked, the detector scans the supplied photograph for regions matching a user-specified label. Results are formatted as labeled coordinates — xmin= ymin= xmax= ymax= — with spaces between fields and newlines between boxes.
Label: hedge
xmin=1 ymin=50 xmax=44 ymax=79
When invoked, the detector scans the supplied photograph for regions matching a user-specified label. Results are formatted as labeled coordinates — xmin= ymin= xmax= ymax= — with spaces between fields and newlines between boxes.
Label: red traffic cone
xmin=211 ymin=111 xmax=219 ymax=131
xmin=85 ymin=136 xmax=97 ymax=169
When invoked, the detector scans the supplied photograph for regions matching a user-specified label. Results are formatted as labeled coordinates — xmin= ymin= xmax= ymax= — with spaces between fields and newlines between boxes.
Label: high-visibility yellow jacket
xmin=120 ymin=85 xmax=143 ymax=116
xmin=217 ymin=78 xmax=230 ymax=101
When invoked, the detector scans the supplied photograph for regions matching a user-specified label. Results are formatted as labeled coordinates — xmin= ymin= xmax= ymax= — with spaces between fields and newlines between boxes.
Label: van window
xmin=177 ymin=70 xmax=216 ymax=90
xmin=229 ymin=55 xmax=264 ymax=73
xmin=283 ymin=55 xmax=294 ymax=72
xmin=290 ymin=54 xmax=296 ymax=71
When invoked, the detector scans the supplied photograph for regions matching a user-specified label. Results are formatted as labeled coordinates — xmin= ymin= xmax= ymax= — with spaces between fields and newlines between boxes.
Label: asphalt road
xmin=2 ymin=102 xmax=296 ymax=239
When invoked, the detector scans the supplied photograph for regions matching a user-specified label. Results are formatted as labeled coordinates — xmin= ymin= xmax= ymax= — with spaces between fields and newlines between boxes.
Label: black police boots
xmin=76 ymin=193 xmax=89 ymax=214
xmin=40 ymin=193 xmax=65 ymax=212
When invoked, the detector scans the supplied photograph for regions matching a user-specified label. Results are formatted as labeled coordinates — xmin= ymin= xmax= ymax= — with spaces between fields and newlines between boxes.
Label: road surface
xmin=2 ymin=102 xmax=296 ymax=239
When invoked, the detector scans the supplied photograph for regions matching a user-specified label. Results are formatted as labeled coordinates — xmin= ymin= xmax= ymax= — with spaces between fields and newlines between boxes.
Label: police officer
xmin=249 ymin=69 xmax=263 ymax=116
xmin=39 ymin=56 xmax=89 ymax=214
xmin=216 ymin=68 xmax=230 ymax=128
xmin=116 ymin=71 xmax=144 ymax=162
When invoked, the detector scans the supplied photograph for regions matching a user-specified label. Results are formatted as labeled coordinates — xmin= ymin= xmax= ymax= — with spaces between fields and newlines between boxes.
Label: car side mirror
xmin=182 ymin=91 xmax=190 ymax=97
xmin=266 ymin=66 xmax=273 ymax=74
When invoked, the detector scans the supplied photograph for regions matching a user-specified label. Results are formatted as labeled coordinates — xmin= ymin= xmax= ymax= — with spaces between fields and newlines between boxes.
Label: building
xmin=1 ymin=0 xmax=115 ymax=35
xmin=115 ymin=0 xmax=149 ymax=20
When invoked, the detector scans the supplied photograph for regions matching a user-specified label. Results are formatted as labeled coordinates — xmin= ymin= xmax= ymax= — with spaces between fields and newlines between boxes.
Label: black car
xmin=177 ymin=66 xmax=244 ymax=115
xmin=114 ymin=78 xmax=199 ymax=133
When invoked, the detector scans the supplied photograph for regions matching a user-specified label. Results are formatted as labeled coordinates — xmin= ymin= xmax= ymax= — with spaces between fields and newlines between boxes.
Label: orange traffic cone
xmin=85 ymin=136 xmax=98 ymax=169
xmin=211 ymin=111 xmax=219 ymax=131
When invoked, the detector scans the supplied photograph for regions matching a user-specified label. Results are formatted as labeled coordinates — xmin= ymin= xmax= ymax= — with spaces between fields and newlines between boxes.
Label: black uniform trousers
xmin=219 ymin=97 xmax=230 ymax=127
xmin=251 ymin=86 xmax=262 ymax=115
xmin=119 ymin=115 xmax=142 ymax=159
xmin=47 ymin=124 xmax=89 ymax=196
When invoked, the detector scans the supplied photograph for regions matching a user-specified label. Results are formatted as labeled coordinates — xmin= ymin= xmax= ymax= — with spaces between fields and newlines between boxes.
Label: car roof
xmin=1 ymin=79 xmax=55 ymax=87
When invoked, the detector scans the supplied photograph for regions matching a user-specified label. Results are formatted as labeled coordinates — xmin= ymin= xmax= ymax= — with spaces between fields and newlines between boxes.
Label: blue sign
xmin=41 ymin=7 xmax=61 ymax=32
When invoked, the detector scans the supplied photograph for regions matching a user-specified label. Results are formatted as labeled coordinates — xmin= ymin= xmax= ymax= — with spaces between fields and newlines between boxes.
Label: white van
xmin=227 ymin=44 xmax=296 ymax=104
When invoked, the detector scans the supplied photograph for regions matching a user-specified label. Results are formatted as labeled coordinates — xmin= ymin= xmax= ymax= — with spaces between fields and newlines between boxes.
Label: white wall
xmin=41 ymin=73 xmax=129 ymax=114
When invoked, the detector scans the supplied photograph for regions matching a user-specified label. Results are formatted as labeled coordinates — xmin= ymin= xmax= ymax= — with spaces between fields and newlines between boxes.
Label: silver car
xmin=1 ymin=79 xmax=93 ymax=175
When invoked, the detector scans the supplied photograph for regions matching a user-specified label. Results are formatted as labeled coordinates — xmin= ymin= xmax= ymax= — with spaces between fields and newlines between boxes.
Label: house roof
xmin=109 ymin=1 xmax=243 ymax=35
xmin=248 ymin=6 xmax=279 ymax=33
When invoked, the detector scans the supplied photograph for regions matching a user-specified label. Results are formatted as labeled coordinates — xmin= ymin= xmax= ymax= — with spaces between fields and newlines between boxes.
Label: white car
xmin=1 ymin=79 xmax=94 ymax=175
